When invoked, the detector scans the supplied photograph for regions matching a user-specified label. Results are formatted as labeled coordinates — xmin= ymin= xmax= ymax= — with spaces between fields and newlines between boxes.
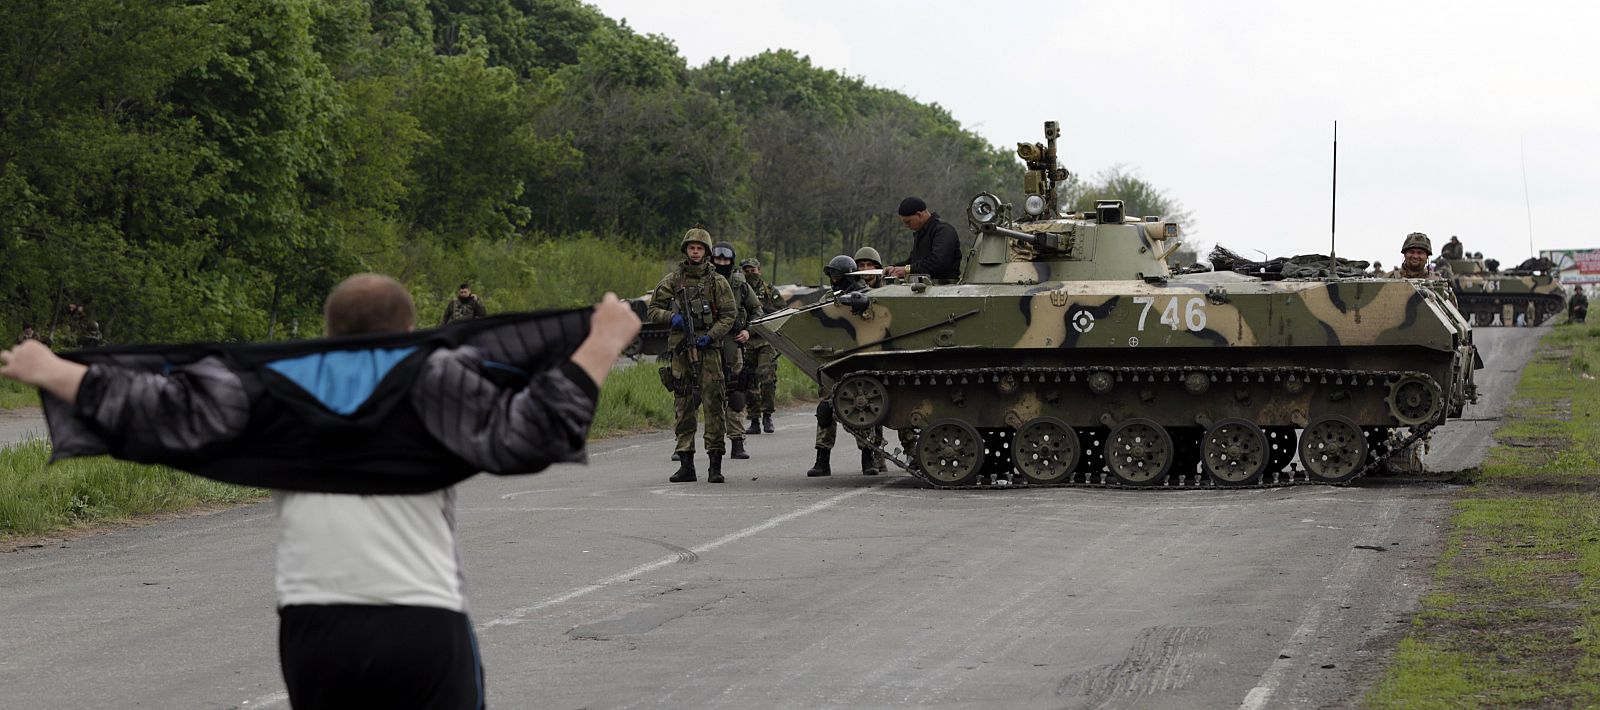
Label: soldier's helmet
xmin=1401 ymin=232 xmax=1432 ymax=255
xmin=740 ymin=257 xmax=761 ymax=269
xmin=681 ymin=227 xmax=713 ymax=254
xmin=711 ymin=240 xmax=736 ymax=262
xmin=853 ymin=246 xmax=883 ymax=268
xmin=825 ymin=254 xmax=857 ymax=279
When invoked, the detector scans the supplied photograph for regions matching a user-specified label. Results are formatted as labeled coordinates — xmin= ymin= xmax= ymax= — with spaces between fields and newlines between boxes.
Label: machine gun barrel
xmin=980 ymin=224 xmax=1061 ymax=251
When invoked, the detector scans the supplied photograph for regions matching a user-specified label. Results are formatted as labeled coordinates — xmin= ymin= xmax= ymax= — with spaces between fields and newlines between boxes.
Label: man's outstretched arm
xmin=414 ymin=293 xmax=641 ymax=473
xmin=0 ymin=341 xmax=87 ymax=403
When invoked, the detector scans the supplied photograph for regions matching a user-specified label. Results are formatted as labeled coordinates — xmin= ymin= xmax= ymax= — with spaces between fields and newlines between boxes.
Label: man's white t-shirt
xmin=274 ymin=489 xmax=466 ymax=612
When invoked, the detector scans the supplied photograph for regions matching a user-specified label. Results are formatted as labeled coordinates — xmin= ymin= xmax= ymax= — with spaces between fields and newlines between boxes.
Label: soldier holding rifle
xmin=648 ymin=227 xmax=737 ymax=483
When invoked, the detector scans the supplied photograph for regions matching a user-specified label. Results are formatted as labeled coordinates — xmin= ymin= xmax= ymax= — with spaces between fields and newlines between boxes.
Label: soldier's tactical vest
xmin=448 ymin=299 xmax=480 ymax=323
xmin=673 ymin=273 xmax=720 ymax=332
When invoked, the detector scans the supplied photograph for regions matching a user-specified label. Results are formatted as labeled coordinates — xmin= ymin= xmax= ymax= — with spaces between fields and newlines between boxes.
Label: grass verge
xmin=0 ymin=438 xmax=265 ymax=538
xmin=1367 ymin=322 xmax=1600 ymax=707
xmin=2 ymin=357 xmax=817 ymax=540
xmin=0 ymin=378 xmax=36 ymax=410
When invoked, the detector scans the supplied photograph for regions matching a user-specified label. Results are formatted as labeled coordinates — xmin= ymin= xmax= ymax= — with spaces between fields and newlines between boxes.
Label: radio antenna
xmin=1329 ymin=121 xmax=1338 ymax=275
xmin=1520 ymin=135 xmax=1535 ymax=258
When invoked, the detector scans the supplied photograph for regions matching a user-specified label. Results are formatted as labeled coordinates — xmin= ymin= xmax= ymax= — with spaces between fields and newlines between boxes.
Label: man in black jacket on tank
xmin=884 ymin=196 xmax=962 ymax=283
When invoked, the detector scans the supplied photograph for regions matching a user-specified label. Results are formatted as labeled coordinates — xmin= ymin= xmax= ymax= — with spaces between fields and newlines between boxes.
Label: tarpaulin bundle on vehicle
xmin=39 ymin=309 xmax=599 ymax=495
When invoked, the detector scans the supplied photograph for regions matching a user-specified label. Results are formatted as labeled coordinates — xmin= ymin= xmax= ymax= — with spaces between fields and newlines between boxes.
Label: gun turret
xmin=980 ymin=223 xmax=1063 ymax=251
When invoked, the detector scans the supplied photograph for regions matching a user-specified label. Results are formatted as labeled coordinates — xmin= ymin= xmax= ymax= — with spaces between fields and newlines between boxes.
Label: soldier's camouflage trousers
xmin=672 ymin=347 xmax=726 ymax=454
xmin=813 ymin=383 xmax=880 ymax=453
xmin=744 ymin=339 xmax=779 ymax=415
xmin=722 ymin=342 xmax=746 ymax=442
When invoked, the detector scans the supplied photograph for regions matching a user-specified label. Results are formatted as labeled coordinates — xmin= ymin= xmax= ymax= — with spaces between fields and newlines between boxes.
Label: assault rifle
xmin=674 ymin=282 xmax=702 ymax=409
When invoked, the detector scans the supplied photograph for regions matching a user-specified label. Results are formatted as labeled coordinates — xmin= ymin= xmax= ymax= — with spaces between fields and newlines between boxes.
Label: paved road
xmin=0 ymin=405 xmax=46 ymax=448
xmin=0 ymin=326 xmax=1544 ymax=709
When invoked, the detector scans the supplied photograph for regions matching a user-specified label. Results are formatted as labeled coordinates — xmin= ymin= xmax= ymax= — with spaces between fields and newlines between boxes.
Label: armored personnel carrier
xmin=752 ymin=121 xmax=1480 ymax=488
xmin=1443 ymin=250 xmax=1564 ymax=326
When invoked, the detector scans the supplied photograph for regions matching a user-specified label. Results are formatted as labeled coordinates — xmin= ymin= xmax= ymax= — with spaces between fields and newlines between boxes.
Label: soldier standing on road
xmin=1384 ymin=232 xmax=1446 ymax=473
xmin=883 ymin=197 xmax=962 ymax=283
xmin=440 ymin=283 xmax=487 ymax=326
xmin=741 ymin=258 xmax=783 ymax=435
xmin=807 ymin=255 xmax=881 ymax=477
xmin=649 ymin=228 xmax=737 ymax=483
xmin=712 ymin=241 xmax=762 ymax=461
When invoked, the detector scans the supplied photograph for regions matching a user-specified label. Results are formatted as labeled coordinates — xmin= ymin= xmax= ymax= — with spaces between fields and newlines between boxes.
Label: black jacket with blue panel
xmin=41 ymin=310 xmax=600 ymax=494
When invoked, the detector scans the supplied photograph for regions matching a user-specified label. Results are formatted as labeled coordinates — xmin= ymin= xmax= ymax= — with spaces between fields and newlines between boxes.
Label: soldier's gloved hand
xmin=694 ymin=335 xmax=712 ymax=349
xmin=670 ymin=314 xmax=687 ymax=331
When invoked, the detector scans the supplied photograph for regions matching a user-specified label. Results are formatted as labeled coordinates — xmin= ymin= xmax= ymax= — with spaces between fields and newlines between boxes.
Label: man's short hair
xmin=325 ymin=274 xmax=416 ymax=337
xmin=457 ymin=282 xmax=470 ymax=291
xmin=897 ymin=197 xmax=927 ymax=217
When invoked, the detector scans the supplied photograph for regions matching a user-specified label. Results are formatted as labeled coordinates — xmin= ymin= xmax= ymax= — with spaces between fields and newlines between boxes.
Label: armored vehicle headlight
xmin=1024 ymin=195 xmax=1046 ymax=216
xmin=969 ymin=193 xmax=1002 ymax=225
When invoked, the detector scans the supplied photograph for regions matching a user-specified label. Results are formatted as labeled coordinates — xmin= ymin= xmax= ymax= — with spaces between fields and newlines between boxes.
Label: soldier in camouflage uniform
xmin=854 ymin=246 xmax=885 ymax=289
xmin=741 ymin=257 xmax=784 ymax=435
xmin=440 ymin=283 xmax=487 ymax=325
xmin=1382 ymin=232 xmax=1440 ymax=474
xmin=712 ymin=241 xmax=763 ymax=461
xmin=64 ymin=304 xmax=103 ymax=348
xmin=1385 ymin=233 xmax=1446 ymax=281
xmin=648 ymin=228 xmax=738 ymax=483
xmin=807 ymin=255 xmax=882 ymax=477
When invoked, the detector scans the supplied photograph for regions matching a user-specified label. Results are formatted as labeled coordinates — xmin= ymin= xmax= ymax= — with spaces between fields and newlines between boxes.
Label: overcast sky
xmin=588 ymin=0 xmax=1598 ymax=266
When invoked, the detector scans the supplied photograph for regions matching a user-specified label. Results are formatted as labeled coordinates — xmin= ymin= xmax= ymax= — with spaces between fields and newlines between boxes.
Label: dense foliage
xmin=0 ymin=1 xmax=1180 ymax=346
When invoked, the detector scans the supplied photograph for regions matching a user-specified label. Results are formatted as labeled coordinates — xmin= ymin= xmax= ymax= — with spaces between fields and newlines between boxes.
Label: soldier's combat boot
xmin=762 ymin=413 xmax=775 ymax=433
xmin=731 ymin=438 xmax=750 ymax=460
xmin=861 ymin=449 xmax=879 ymax=476
xmin=707 ymin=453 xmax=725 ymax=483
xmin=670 ymin=451 xmax=680 ymax=462
xmin=806 ymin=448 xmax=831 ymax=477
xmin=669 ymin=453 xmax=696 ymax=482
xmin=745 ymin=416 xmax=761 ymax=435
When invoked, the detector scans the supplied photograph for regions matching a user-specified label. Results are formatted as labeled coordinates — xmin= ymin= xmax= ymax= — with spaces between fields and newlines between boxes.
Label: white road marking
xmin=478 ymin=480 xmax=888 ymax=629
xmin=235 ymin=484 xmax=886 ymax=710
xmin=1238 ymin=499 xmax=1403 ymax=710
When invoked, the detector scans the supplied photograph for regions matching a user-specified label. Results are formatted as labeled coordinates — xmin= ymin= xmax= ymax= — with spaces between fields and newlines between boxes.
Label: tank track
xmin=839 ymin=364 xmax=1443 ymax=490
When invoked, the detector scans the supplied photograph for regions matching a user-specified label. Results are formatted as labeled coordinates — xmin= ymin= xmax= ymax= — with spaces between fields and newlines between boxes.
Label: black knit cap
xmin=897 ymin=196 xmax=926 ymax=216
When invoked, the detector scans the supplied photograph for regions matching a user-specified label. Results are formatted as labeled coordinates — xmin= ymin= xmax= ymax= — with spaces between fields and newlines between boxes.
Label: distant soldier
xmin=1569 ymin=287 xmax=1588 ymax=324
xmin=884 ymin=197 xmax=962 ymax=283
xmin=440 ymin=283 xmax=487 ymax=326
xmin=1369 ymin=260 xmax=1383 ymax=276
xmin=807 ymin=255 xmax=880 ymax=477
xmin=1440 ymin=235 xmax=1464 ymax=260
xmin=17 ymin=323 xmax=47 ymax=347
xmin=648 ymin=228 xmax=737 ymax=483
xmin=64 ymin=304 xmax=103 ymax=348
xmin=1385 ymin=233 xmax=1445 ymax=281
xmin=711 ymin=241 xmax=762 ymax=461
xmin=740 ymin=257 xmax=782 ymax=435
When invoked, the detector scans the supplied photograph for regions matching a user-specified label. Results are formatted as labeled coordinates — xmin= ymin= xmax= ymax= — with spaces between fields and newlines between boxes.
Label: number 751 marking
xmin=1132 ymin=296 xmax=1208 ymax=332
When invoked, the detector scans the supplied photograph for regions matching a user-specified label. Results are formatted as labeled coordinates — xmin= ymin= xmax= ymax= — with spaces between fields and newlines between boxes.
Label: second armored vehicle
xmin=1442 ymin=248 xmax=1564 ymax=326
